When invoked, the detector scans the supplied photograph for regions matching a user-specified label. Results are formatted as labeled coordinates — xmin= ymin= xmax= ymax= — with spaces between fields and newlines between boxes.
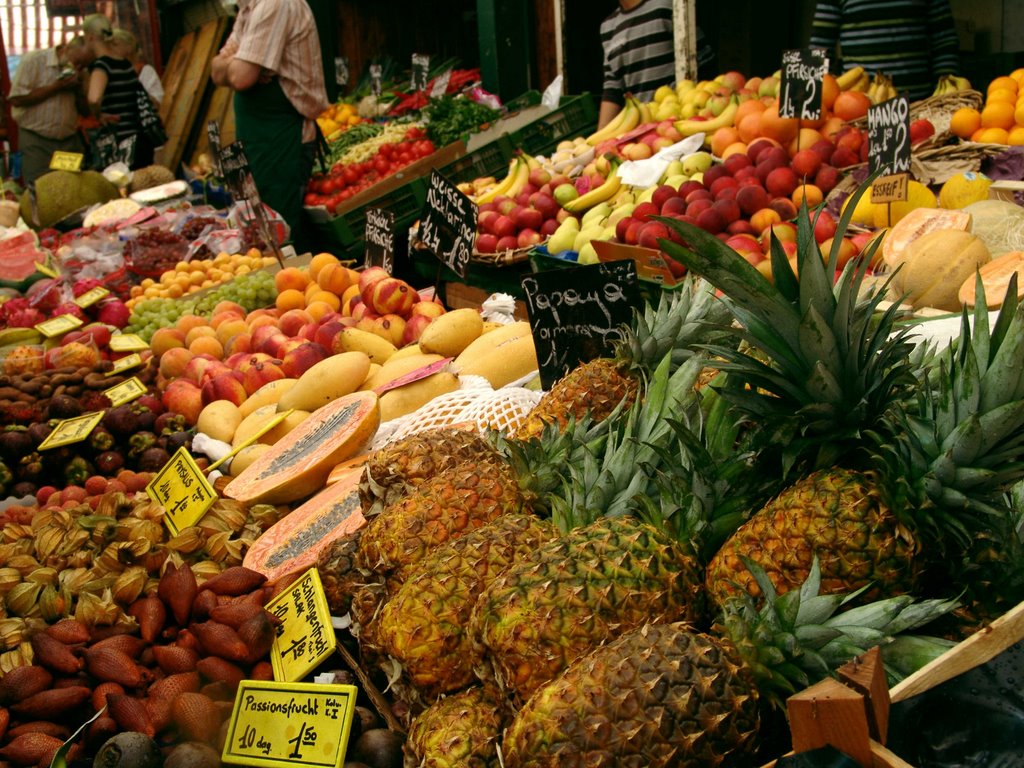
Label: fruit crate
xmin=438 ymin=133 xmax=517 ymax=184
xmin=509 ymin=93 xmax=598 ymax=157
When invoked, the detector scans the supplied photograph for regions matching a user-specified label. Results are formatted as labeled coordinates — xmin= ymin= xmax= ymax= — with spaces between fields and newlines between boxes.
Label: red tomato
xmin=304 ymin=193 xmax=319 ymax=206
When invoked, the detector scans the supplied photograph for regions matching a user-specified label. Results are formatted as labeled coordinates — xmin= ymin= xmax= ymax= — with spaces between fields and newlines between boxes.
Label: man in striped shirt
xmin=598 ymin=0 xmax=715 ymax=129
xmin=9 ymin=37 xmax=93 ymax=185
xmin=810 ymin=0 xmax=960 ymax=101
xmin=212 ymin=0 xmax=329 ymax=243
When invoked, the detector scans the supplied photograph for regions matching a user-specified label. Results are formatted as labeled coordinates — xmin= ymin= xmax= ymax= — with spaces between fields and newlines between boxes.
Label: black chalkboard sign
xmin=521 ymin=260 xmax=641 ymax=389
xmin=364 ymin=207 xmax=394 ymax=273
xmin=419 ymin=169 xmax=477 ymax=279
xmin=779 ymin=48 xmax=829 ymax=120
xmin=411 ymin=53 xmax=430 ymax=93
xmin=867 ymin=96 xmax=911 ymax=176
xmin=207 ymin=121 xmax=222 ymax=176
xmin=219 ymin=140 xmax=249 ymax=179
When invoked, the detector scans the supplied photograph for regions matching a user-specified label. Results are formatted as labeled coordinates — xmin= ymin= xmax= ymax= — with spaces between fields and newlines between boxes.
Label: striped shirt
xmin=90 ymin=56 xmax=142 ymax=143
xmin=810 ymin=0 xmax=960 ymax=101
xmin=9 ymin=47 xmax=80 ymax=140
xmin=221 ymin=0 xmax=329 ymax=143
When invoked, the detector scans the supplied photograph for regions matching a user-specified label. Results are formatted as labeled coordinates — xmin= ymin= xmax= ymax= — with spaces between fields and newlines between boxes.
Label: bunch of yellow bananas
xmin=472 ymin=153 xmax=541 ymax=204
xmin=836 ymin=66 xmax=871 ymax=93
xmin=932 ymin=74 xmax=973 ymax=96
xmin=867 ymin=73 xmax=898 ymax=104
xmin=585 ymin=97 xmax=644 ymax=146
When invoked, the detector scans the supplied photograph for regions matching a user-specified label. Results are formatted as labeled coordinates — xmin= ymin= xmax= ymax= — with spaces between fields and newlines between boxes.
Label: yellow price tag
xmin=74 ymin=286 xmax=110 ymax=308
xmin=104 ymin=376 xmax=146 ymax=407
xmin=206 ymin=409 xmax=294 ymax=472
xmin=34 ymin=260 xmax=60 ymax=278
xmin=265 ymin=569 xmax=337 ymax=683
xmin=146 ymin=447 xmax=217 ymax=535
xmin=109 ymin=333 xmax=149 ymax=352
xmin=49 ymin=151 xmax=84 ymax=172
xmin=35 ymin=314 xmax=83 ymax=338
xmin=38 ymin=412 xmax=105 ymax=450
xmin=221 ymin=680 xmax=357 ymax=768
xmin=106 ymin=353 xmax=144 ymax=376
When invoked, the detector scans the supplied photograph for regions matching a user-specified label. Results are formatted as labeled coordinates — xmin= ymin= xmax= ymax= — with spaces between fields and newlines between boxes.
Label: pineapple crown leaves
xmin=716 ymin=556 xmax=960 ymax=709
xmin=656 ymin=179 xmax=921 ymax=476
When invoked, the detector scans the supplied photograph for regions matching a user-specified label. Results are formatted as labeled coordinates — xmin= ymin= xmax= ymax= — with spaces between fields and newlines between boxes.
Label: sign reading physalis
xmin=147 ymin=447 xmax=217 ymax=535
xmin=265 ymin=569 xmax=337 ymax=682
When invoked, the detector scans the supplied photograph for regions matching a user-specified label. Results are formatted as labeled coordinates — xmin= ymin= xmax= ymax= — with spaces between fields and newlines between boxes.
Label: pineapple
xmin=316 ymin=529 xmax=381 ymax=617
xmin=404 ymin=685 xmax=507 ymax=768
xmin=662 ymin=188 xmax=1024 ymax=610
xmin=515 ymin=277 xmax=730 ymax=438
xmin=501 ymin=559 xmax=957 ymax=768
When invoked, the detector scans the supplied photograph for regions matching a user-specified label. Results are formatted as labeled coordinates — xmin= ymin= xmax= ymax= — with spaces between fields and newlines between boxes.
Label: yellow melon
xmin=892 ymin=229 xmax=991 ymax=311
xmin=939 ymin=172 xmax=992 ymax=210
xmin=871 ymin=181 xmax=938 ymax=228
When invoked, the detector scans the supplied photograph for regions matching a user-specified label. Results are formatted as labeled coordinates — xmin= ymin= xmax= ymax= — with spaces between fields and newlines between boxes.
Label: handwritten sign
xmin=104 ymin=376 xmax=146 ymax=407
xmin=333 ymin=56 xmax=349 ymax=88
xmin=521 ymin=260 xmax=641 ymax=389
xmin=779 ymin=48 xmax=828 ymax=120
xmin=431 ymin=69 xmax=452 ymax=99
xmin=49 ymin=151 xmax=83 ymax=172
xmin=411 ymin=53 xmax=430 ymax=92
xmin=207 ymin=121 xmax=223 ymax=177
xmin=73 ymin=286 xmax=110 ymax=308
xmin=221 ymin=680 xmax=357 ymax=768
xmin=36 ymin=314 xmax=83 ymax=338
xmin=109 ymin=333 xmax=149 ymax=352
xmin=369 ymin=64 xmax=383 ymax=97
xmin=419 ymin=169 xmax=477 ymax=279
xmin=265 ymin=569 xmax=337 ymax=682
xmin=363 ymin=207 xmax=394 ymax=272
xmin=868 ymin=96 xmax=910 ymax=203
xmin=106 ymin=353 xmax=144 ymax=376
xmin=37 ymin=412 xmax=104 ymax=450
xmin=147 ymin=447 xmax=217 ymax=535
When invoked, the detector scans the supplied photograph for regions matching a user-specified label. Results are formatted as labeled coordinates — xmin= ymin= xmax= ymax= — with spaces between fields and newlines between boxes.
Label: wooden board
xmin=187 ymin=85 xmax=235 ymax=170
xmin=158 ymin=30 xmax=196 ymax=126
xmin=157 ymin=17 xmax=228 ymax=172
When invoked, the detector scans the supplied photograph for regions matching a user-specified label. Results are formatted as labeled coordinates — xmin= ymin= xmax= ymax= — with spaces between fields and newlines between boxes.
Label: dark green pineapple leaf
xmin=794 ymin=624 xmax=844 ymax=646
xmin=987 ymin=271 xmax=1019 ymax=364
xmin=794 ymin=202 xmax=834 ymax=327
xmin=740 ymin=555 xmax=778 ymax=603
xmin=770 ymin=232 xmax=800 ymax=302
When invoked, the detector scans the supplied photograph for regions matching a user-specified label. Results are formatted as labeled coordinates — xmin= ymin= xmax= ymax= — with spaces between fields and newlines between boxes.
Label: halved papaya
xmin=223 ymin=390 xmax=379 ymax=505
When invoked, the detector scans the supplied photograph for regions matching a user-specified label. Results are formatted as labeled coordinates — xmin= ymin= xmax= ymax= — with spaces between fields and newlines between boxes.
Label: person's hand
xmin=98 ymin=113 xmax=121 ymax=126
xmin=53 ymin=73 xmax=79 ymax=92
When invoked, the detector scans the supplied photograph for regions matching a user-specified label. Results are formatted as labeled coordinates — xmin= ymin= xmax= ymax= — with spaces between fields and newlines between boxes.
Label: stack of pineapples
xmin=317 ymin=182 xmax=1024 ymax=768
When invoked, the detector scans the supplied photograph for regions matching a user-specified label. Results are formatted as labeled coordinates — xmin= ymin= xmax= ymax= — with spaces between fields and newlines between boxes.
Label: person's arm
xmin=86 ymin=67 xmax=110 ymax=119
xmin=809 ymin=0 xmax=842 ymax=67
xmin=226 ymin=59 xmax=263 ymax=91
xmin=7 ymin=74 xmax=76 ymax=108
xmin=211 ymin=37 xmax=239 ymax=87
xmin=596 ymin=18 xmax=624 ymax=129
xmin=598 ymin=100 xmax=622 ymax=129
xmin=928 ymin=0 xmax=960 ymax=77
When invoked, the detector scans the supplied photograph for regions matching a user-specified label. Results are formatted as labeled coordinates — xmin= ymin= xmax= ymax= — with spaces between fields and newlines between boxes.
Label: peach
xmin=315 ymin=320 xmax=346 ymax=350
xmin=308 ymin=252 xmax=340 ymax=282
xmin=792 ymin=183 xmax=824 ymax=209
xmin=358 ymin=266 xmax=390 ymax=295
xmin=281 ymin=342 xmax=330 ymax=378
xmin=275 ymin=289 xmax=306 ymax=312
xmin=274 ymin=266 xmax=310 ymax=293
xmin=210 ymin=310 xmax=244 ymax=330
xmin=765 ymin=167 xmax=799 ymax=199
xmin=162 ymin=379 xmax=203 ymax=424
xmin=184 ymin=355 xmax=228 ymax=386
xmin=790 ymin=149 xmax=823 ymax=180
xmin=401 ymin=314 xmax=434 ymax=345
xmin=279 ymin=308 xmax=315 ymax=338
xmin=368 ymin=277 xmax=417 ymax=317
xmin=749 ymin=207 xmax=782 ymax=234
xmin=151 ymin=328 xmax=187 ymax=357
xmin=820 ymin=236 xmax=858 ymax=269
xmin=251 ymin=325 xmax=283 ymax=352
xmin=201 ymin=371 xmax=247 ymax=407
xmin=223 ymin=332 xmax=252 ymax=356
xmin=247 ymin=314 xmax=280 ymax=331
xmin=306 ymin=300 xmax=339 ymax=322
xmin=216 ymin=319 xmax=249 ymax=346
xmin=736 ymin=184 xmax=770 ymax=216
xmin=188 ymin=335 xmax=224 ymax=359
xmin=213 ymin=300 xmax=247 ymax=316
xmin=158 ymin=347 xmax=194 ymax=379
xmin=175 ymin=314 xmax=208 ymax=335
xmin=242 ymin=358 xmax=287 ymax=394
xmin=307 ymin=291 xmax=341 ymax=312
xmin=768 ymin=196 xmax=798 ymax=221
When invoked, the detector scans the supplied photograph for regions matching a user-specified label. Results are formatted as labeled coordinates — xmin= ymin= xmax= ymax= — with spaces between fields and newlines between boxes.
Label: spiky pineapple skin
xmin=316 ymin=529 xmax=378 ymax=616
xmin=357 ymin=457 xmax=526 ymax=585
xmin=470 ymin=517 xmax=704 ymax=703
xmin=502 ymin=622 xmax=759 ymax=768
xmin=404 ymin=685 xmax=507 ymax=768
xmin=706 ymin=468 xmax=918 ymax=606
xmin=360 ymin=428 xmax=494 ymax=516
xmin=378 ymin=513 xmax=555 ymax=699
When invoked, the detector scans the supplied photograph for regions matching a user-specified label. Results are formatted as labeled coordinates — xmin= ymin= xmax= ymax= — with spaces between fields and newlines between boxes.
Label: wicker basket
xmin=470 ymin=244 xmax=536 ymax=266
xmin=846 ymin=89 xmax=984 ymax=151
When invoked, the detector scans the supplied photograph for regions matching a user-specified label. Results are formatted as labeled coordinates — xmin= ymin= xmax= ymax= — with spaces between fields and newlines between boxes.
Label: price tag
xmin=38 ymin=411 xmax=105 ymax=450
xmin=363 ymin=207 xmax=394 ymax=273
xmin=73 ymin=285 xmax=110 ymax=308
xmin=109 ymin=333 xmax=149 ymax=352
xmin=36 ymin=314 xmax=83 ymax=338
xmin=146 ymin=446 xmax=217 ymax=535
xmin=868 ymin=96 xmax=911 ymax=203
xmin=411 ymin=53 xmax=430 ymax=92
xmin=265 ymin=569 xmax=337 ymax=682
xmin=521 ymin=260 xmax=641 ymax=389
xmin=49 ymin=151 xmax=84 ymax=172
xmin=104 ymin=376 xmax=146 ymax=407
xmin=419 ymin=169 xmax=477 ymax=279
xmin=106 ymin=352 xmax=144 ymax=376
xmin=369 ymin=64 xmax=383 ymax=97
xmin=430 ymin=68 xmax=452 ymax=99
xmin=33 ymin=259 xmax=60 ymax=278
xmin=333 ymin=56 xmax=349 ymax=88
xmin=221 ymin=680 xmax=357 ymax=768
xmin=779 ymin=48 xmax=829 ymax=120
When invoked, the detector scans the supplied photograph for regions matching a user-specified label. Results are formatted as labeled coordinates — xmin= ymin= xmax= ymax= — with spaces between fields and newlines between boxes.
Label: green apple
xmin=553 ymin=183 xmax=579 ymax=206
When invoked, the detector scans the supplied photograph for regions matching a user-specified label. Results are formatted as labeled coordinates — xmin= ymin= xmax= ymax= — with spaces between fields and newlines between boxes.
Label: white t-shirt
xmin=138 ymin=64 xmax=163 ymax=105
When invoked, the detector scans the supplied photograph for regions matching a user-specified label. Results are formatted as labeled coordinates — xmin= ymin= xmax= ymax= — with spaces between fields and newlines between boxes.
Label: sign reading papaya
xmin=104 ymin=376 xmax=146 ymax=407
xmin=221 ymin=680 xmax=357 ymax=768
xmin=37 ymin=412 xmax=105 ymax=450
xmin=521 ymin=260 xmax=641 ymax=389
xmin=779 ymin=48 xmax=828 ymax=120
xmin=419 ymin=169 xmax=477 ymax=279
xmin=147 ymin=447 xmax=217 ymax=535
xmin=868 ymin=96 xmax=911 ymax=203
xmin=265 ymin=568 xmax=337 ymax=682
xmin=363 ymin=207 xmax=394 ymax=273
xmin=36 ymin=314 xmax=83 ymax=338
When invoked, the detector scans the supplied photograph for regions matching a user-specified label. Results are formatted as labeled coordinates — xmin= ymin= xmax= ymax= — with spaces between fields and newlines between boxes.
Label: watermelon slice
xmin=0 ymin=231 xmax=50 ymax=291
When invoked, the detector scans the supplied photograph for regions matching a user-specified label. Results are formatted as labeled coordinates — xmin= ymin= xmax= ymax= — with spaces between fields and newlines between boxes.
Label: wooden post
xmin=788 ymin=677 xmax=874 ymax=768
xmin=836 ymin=647 xmax=890 ymax=744
xmin=672 ymin=0 xmax=697 ymax=83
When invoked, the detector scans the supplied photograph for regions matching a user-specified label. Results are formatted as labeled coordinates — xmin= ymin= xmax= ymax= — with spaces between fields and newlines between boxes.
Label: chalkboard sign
xmin=411 ymin=53 xmax=430 ymax=92
xmin=207 ymin=121 xmax=222 ymax=176
xmin=779 ymin=48 xmax=829 ymax=120
xmin=867 ymin=96 xmax=911 ymax=176
xmin=419 ymin=169 xmax=477 ymax=279
xmin=219 ymin=141 xmax=250 ymax=178
xmin=369 ymin=64 xmax=383 ymax=97
xmin=431 ymin=69 xmax=452 ymax=99
xmin=364 ymin=207 xmax=394 ymax=272
xmin=334 ymin=56 xmax=349 ymax=88
xmin=521 ymin=260 xmax=641 ymax=389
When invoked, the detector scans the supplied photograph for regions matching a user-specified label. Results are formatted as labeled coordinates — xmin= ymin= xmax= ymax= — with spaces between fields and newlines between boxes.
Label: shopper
xmin=210 ymin=0 xmax=329 ymax=244
xmin=111 ymin=29 xmax=164 ymax=107
xmin=598 ymin=0 xmax=715 ymax=129
xmin=83 ymin=14 xmax=154 ymax=168
xmin=8 ymin=36 xmax=93 ymax=185
xmin=809 ymin=0 xmax=960 ymax=101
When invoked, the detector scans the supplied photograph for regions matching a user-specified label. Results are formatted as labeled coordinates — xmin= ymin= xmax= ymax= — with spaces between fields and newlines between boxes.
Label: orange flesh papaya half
xmin=223 ymin=390 xmax=380 ymax=505
xmin=242 ymin=465 xmax=365 ymax=585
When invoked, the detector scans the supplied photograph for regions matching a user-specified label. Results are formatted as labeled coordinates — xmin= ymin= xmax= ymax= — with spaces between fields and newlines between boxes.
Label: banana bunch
xmin=932 ymin=74 xmax=973 ymax=96
xmin=585 ymin=97 xmax=642 ymax=146
xmin=836 ymin=66 xmax=870 ymax=93
xmin=867 ymin=73 xmax=898 ymax=104
xmin=561 ymin=166 xmax=622 ymax=214
xmin=473 ymin=154 xmax=531 ymax=204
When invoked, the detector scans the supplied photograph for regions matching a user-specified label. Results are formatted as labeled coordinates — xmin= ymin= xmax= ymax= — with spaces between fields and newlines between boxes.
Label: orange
xmin=832 ymin=91 xmax=871 ymax=121
xmin=1015 ymin=102 xmax=1024 ymax=127
xmin=275 ymin=288 xmax=307 ymax=312
xmin=976 ymin=127 xmax=1009 ymax=144
xmin=950 ymin=107 xmax=982 ymax=139
xmin=987 ymin=76 xmax=1019 ymax=95
xmin=792 ymin=183 xmax=823 ymax=207
xmin=981 ymin=102 xmax=1015 ymax=130
xmin=988 ymin=88 xmax=1017 ymax=106
xmin=734 ymin=98 xmax=766 ymax=127
xmin=711 ymin=127 xmax=742 ymax=158
xmin=1008 ymin=126 xmax=1024 ymax=145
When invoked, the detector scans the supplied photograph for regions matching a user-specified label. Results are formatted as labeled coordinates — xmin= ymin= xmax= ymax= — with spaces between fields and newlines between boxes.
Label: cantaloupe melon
xmin=224 ymin=391 xmax=380 ymax=504
xmin=881 ymin=207 xmax=972 ymax=272
xmin=958 ymin=251 xmax=1024 ymax=308
xmin=242 ymin=466 xmax=365 ymax=585
xmin=892 ymin=229 xmax=991 ymax=311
